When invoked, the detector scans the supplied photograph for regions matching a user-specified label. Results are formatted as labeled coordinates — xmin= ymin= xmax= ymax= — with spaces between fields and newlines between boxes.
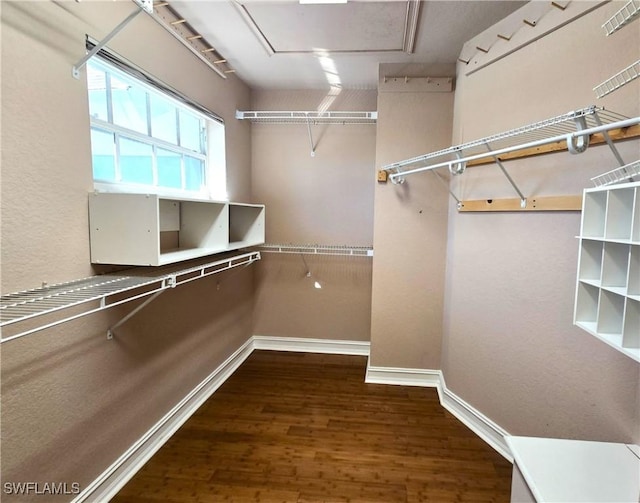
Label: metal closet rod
xmin=388 ymin=116 xmax=640 ymax=181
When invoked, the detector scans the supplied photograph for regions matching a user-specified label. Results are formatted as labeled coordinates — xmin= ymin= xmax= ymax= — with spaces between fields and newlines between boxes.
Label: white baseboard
xmin=438 ymin=376 xmax=513 ymax=462
xmin=252 ymin=335 xmax=370 ymax=356
xmin=77 ymin=336 xmax=510 ymax=502
xmin=365 ymin=362 xmax=512 ymax=462
xmin=72 ymin=338 xmax=255 ymax=503
xmin=365 ymin=364 xmax=441 ymax=387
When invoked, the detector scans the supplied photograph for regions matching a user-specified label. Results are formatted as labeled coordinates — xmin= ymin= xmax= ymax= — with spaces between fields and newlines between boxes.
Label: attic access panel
xmin=239 ymin=1 xmax=407 ymax=53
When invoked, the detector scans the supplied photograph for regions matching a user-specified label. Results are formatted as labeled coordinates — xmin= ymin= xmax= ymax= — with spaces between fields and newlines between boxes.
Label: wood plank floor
xmin=112 ymin=351 xmax=512 ymax=502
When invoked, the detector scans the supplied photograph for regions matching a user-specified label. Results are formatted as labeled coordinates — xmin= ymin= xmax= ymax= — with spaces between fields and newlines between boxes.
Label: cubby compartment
xmin=580 ymin=190 xmax=607 ymax=238
xmin=158 ymin=200 xmax=228 ymax=265
xmin=632 ymin=188 xmax=640 ymax=243
xmin=574 ymin=282 xmax=599 ymax=333
xmin=577 ymin=239 xmax=603 ymax=284
xmin=89 ymin=192 xmax=264 ymax=266
xmin=601 ymin=242 xmax=630 ymax=293
xmin=627 ymin=245 xmax=640 ymax=299
xmin=597 ymin=290 xmax=625 ymax=337
xmin=622 ymin=299 xmax=640 ymax=350
xmin=605 ymin=187 xmax=635 ymax=240
xmin=228 ymin=203 xmax=266 ymax=250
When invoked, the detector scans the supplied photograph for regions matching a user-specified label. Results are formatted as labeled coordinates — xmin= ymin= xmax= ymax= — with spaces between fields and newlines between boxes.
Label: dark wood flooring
xmin=112 ymin=351 xmax=512 ymax=502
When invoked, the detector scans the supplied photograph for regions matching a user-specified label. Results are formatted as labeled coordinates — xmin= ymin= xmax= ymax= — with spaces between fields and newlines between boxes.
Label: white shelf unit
xmin=89 ymin=193 xmax=265 ymax=266
xmin=574 ymin=181 xmax=640 ymax=362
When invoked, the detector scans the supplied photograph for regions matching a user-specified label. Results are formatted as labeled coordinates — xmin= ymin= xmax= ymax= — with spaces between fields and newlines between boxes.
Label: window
xmin=86 ymin=57 xmax=226 ymax=199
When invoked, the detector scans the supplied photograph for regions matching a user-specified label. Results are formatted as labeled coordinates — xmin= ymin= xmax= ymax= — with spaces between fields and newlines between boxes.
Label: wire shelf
xmin=593 ymin=61 xmax=640 ymax=99
xmin=235 ymin=110 xmax=378 ymax=124
xmin=0 ymin=275 xmax=164 ymax=326
xmin=0 ymin=251 xmax=261 ymax=343
xmin=591 ymin=160 xmax=640 ymax=187
xmin=383 ymin=106 xmax=629 ymax=175
xmin=257 ymin=244 xmax=373 ymax=257
xmin=602 ymin=0 xmax=640 ymax=36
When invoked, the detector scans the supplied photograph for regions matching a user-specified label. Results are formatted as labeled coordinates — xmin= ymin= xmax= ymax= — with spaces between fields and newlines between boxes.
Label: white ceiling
xmin=172 ymin=0 xmax=529 ymax=90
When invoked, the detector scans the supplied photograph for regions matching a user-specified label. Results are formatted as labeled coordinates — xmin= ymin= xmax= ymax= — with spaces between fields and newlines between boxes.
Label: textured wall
xmin=1 ymin=1 xmax=254 ymax=500
xmin=442 ymin=0 xmax=640 ymax=444
xmin=369 ymin=64 xmax=454 ymax=369
xmin=251 ymin=89 xmax=376 ymax=341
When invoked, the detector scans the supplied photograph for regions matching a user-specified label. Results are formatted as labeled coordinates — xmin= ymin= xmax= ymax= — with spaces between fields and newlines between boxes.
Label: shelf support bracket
xmin=305 ymin=113 xmax=316 ymax=157
xmin=72 ymin=2 xmax=148 ymax=79
xmin=431 ymin=170 xmax=463 ymax=209
xmin=592 ymin=111 xmax=626 ymax=167
xmin=106 ymin=275 xmax=175 ymax=339
xmin=485 ymin=142 xmax=527 ymax=208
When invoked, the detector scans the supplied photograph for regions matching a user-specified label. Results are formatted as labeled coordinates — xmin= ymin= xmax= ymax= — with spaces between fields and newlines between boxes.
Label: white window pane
xmin=157 ymin=148 xmax=182 ymax=189
xmin=87 ymin=64 xmax=109 ymax=122
xmin=87 ymin=57 xmax=222 ymax=196
xmin=119 ymin=137 xmax=153 ymax=185
xmin=150 ymin=96 xmax=178 ymax=145
xmin=185 ymin=156 xmax=205 ymax=191
xmin=112 ymin=75 xmax=148 ymax=135
xmin=91 ymin=129 xmax=116 ymax=181
xmin=179 ymin=111 xmax=202 ymax=153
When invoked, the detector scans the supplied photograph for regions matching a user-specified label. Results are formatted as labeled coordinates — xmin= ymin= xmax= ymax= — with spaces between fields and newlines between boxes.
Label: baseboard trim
xmin=72 ymin=338 xmax=255 ymax=503
xmin=365 ymin=362 xmax=511 ymax=462
xmin=365 ymin=364 xmax=441 ymax=387
xmin=438 ymin=376 xmax=513 ymax=462
xmin=252 ymin=335 xmax=370 ymax=356
xmin=77 ymin=337 xmax=511 ymax=502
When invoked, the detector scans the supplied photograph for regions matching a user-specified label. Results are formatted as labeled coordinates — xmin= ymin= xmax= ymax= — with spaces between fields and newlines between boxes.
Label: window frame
xmin=86 ymin=44 xmax=227 ymax=201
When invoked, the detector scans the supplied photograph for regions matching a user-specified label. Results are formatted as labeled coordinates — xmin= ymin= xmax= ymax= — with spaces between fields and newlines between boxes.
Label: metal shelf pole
xmin=72 ymin=5 xmax=146 ymax=79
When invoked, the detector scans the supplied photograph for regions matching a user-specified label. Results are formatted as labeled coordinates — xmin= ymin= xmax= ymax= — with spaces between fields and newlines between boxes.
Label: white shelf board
xmin=600 ymin=285 xmax=628 ymax=296
xmin=578 ymin=279 xmax=602 ymax=288
xmin=158 ymin=247 xmax=228 ymax=265
xmin=507 ymin=436 xmax=640 ymax=503
xmin=577 ymin=321 xmax=640 ymax=362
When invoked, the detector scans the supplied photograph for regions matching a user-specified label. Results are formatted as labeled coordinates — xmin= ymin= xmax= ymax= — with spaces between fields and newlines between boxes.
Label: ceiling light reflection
xmin=314 ymin=48 xmax=342 ymax=113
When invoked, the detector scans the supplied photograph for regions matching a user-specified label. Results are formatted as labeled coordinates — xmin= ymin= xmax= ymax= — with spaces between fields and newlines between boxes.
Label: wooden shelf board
xmin=459 ymin=195 xmax=582 ymax=212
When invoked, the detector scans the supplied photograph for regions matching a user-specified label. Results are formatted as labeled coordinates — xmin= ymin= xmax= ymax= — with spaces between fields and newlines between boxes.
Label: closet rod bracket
xmin=566 ymin=115 xmax=590 ymax=154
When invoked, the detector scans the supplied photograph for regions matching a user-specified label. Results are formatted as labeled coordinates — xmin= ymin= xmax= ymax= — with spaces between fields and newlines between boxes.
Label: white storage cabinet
xmin=89 ymin=192 xmax=265 ymax=266
xmin=574 ymin=180 xmax=640 ymax=362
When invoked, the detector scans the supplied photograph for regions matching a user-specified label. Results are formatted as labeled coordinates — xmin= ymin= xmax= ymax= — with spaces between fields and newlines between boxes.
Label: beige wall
xmin=369 ymin=64 xmax=454 ymax=369
xmin=442 ymin=1 xmax=640 ymax=444
xmin=251 ymin=90 xmax=376 ymax=341
xmin=1 ymin=1 xmax=254 ymax=499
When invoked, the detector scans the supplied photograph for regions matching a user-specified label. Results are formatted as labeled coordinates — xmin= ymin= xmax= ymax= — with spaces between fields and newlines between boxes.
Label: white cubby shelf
xmin=89 ymin=192 xmax=265 ymax=266
xmin=574 ymin=180 xmax=640 ymax=362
